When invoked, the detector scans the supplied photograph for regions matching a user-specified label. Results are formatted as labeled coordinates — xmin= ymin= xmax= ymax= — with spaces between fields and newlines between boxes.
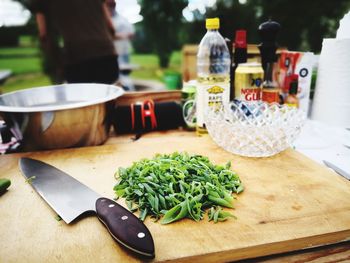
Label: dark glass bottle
xmin=230 ymin=30 xmax=247 ymax=100
xmin=258 ymin=20 xmax=281 ymax=104
xmin=261 ymin=62 xmax=279 ymax=103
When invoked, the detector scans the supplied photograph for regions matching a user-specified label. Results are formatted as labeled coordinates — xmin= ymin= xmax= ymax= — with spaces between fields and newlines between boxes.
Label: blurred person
xmin=30 ymin=0 xmax=119 ymax=84
xmin=106 ymin=0 xmax=135 ymax=66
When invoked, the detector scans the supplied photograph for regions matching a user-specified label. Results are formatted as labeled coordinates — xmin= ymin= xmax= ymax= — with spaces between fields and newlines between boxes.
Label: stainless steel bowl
xmin=0 ymin=83 xmax=124 ymax=151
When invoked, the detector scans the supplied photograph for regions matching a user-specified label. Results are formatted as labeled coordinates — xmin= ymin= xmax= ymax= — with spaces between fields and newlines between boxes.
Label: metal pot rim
xmin=0 ymin=83 xmax=124 ymax=113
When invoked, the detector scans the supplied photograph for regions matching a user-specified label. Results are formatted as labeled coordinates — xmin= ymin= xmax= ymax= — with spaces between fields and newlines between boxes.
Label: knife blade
xmin=19 ymin=157 xmax=155 ymax=258
xmin=323 ymin=160 xmax=350 ymax=180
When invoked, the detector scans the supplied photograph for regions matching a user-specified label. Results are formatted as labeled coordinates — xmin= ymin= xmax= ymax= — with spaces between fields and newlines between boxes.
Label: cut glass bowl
xmin=205 ymin=101 xmax=306 ymax=157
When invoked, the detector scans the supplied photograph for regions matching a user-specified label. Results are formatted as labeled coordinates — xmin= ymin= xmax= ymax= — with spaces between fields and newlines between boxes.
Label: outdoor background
xmin=1 ymin=0 xmax=350 ymax=94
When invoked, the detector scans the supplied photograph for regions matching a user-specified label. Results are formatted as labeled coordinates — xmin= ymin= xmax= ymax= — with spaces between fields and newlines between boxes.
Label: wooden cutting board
xmin=1 ymin=131 xmax=350 ymax=263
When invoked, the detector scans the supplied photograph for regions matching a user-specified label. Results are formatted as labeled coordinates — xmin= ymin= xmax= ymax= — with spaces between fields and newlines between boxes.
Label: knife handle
xmin=95 ymin=197 xmax=155 ymax=258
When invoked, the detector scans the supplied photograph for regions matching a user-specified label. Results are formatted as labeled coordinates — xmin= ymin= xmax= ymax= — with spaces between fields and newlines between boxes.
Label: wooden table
xmin=108 ymin=131 xmax=350 ymax=262
xmin=0 ymin=130 xmax=349 ymax=262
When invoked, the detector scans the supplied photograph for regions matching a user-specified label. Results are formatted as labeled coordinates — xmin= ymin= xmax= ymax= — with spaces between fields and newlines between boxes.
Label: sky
xmin=0 ymin=0 xmax=31 ymax=27
xmin=115 ymin=0 xmax=143 ymax=24
xmin=0 ymin=0 xmax=143 ymax=26
xmin=0 ymin=0 xmax=226 ymax=27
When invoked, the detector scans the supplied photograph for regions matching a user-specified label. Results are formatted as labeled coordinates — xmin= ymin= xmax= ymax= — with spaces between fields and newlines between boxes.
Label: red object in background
xmin=235 ymin=30 xmax=247 ymax=48
xmin=285 ymin=74 xmax=300 ymax=108
xmin=114 ymin=101 xmax=185 ymax=136
xmin=141 ymin=100 xmax=157 ymax=130
xmin=290 ymin=73 xmax=299 ymax=83
xmin=279 ymin=51 xmax=301 ymax=94
xmin=130 ymin=100 xmax=158 ymax=131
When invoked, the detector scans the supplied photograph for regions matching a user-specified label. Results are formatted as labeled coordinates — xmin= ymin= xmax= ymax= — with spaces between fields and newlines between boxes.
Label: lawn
xmin=131 ymin=52 xmax=181 ymax=81
xmin=0 ymin=41 xmax=182 ymax=94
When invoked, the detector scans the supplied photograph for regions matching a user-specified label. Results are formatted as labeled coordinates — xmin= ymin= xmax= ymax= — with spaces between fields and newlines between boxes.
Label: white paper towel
xmin=337 ymin=11 xmax=350 ymax=39
xmin=311 ymin=38 xmax=350 ymax=128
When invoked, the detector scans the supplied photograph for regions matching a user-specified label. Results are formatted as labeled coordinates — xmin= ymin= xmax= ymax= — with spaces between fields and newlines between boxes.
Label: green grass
xmin=0 ymin=45 xmax=48 ymax=93
xmin=0 ymin=44 xmax=49 ymax=93
xmin=1 ymin=73 xmax=51 ymax=94
xmin=19 ymin=35 xmax=38 ymax=47
xmin=0 ymin=45 xmax=42 ymax=75
xmin=131 ymin=51 xmax=181 ymax=81
xmin=0 ymin=47 xmax=39 ymax=56
xmin=0 ymin=56 xmax=42 ymax=75
xmin=0 ymin=44 xmax=182 ymax=93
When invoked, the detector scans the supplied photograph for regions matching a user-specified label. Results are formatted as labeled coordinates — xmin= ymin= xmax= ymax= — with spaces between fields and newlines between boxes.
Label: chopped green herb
xmin=0 ymin=178 xmax=11 ymax=194
xmin=208 ymin=206 xmax=236 ymax=223
xmin=114 ymin=152 xmax=244 ymax=224
xmin=25 ymin=176 xmax=36 ymax=184
xmin=55 ymin=215 xmax=62 ymax=221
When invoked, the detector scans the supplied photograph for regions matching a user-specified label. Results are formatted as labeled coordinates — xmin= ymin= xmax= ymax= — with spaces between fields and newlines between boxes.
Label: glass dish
xmin=205 ymin=101 xmax=306 ymax=157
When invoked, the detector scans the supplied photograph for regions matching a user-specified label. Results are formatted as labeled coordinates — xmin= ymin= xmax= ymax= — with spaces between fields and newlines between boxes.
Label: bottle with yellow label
xmin=196 ymin=18 xmax=230 ymax=135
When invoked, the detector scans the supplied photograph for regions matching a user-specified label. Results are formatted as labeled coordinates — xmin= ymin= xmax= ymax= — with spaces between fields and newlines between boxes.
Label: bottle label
xmin=240 ymin=88 xmax=262 ymax=101
xmin=234 ymin=68 xmax=263 ymax=102
xmin=262 ymin=89 xmax=279 ymax=104
xmin=196 ymin=82 xmax=230 ymax=127
xmin=286 ymin=103 xmax=298 ymax=108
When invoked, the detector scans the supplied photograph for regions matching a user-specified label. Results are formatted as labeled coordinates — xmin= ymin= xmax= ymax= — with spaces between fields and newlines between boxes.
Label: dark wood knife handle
xmin=95 ymin=197 xmax=155 ymax=258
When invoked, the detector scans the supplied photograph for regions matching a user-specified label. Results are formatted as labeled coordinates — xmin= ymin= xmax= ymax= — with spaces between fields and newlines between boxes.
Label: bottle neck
xmin=233 ymin=47 xmax=247 ymax=64
xmin=263 ymin=62 xmax=276 ymax=89
xmin=264 ymin=62 xmax=274 ymax=81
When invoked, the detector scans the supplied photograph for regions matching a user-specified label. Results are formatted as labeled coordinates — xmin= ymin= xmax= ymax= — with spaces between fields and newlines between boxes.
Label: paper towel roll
xmin=337 ymin=11 xmax=350 ymax=39
xmin=311 ymin=38 xmax=350 ymax=128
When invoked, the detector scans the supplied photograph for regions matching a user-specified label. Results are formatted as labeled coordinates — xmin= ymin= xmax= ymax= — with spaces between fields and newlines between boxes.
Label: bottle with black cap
xmin=258 ymin=19 xmax=281 ymax=104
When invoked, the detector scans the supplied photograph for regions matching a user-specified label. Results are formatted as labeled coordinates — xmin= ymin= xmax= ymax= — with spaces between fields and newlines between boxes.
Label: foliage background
xmin=137 ymin=0 xmax=350 ymax=60
xmin=1 ymin=0 xmax=350 ymax=92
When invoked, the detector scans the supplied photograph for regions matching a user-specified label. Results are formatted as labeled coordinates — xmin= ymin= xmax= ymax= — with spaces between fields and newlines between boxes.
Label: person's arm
xmin=102 ymin=1 xmax=116 ymax=36
xmin=35 ymin=12 xmax=53 ymax=52
xmin=36 ymin=13 xmax=47 ymax=41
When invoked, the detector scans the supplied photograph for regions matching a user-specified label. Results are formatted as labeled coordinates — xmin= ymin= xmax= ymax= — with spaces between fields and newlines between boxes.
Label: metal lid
xmin=0 ymin=83 xmax=124 ymax=113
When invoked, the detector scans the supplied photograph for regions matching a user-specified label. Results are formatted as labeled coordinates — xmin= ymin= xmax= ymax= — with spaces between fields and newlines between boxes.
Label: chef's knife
xmin=323 ymin=160 xmax=350 ymax=180
xmin=19 ymin=157 xmax=155 ymax=258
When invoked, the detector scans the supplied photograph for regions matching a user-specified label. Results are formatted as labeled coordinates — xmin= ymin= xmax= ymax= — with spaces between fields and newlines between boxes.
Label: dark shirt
xmin=30 ymin=0 xmax=116 ymax=65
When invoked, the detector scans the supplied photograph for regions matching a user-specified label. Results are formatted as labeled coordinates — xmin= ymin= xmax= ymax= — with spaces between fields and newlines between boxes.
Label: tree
xmin=255 ymin=0 xmax=350 ymax=52
xmin=139 ymin=0 xmax=187 ymax=68
xmin=203 ymin=0 xmax=350 ymax=53
xmin=204 ymin=0 xmax=260 ymax=44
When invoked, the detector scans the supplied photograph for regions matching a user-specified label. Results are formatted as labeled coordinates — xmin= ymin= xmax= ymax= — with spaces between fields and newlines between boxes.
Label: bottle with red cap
xmin=230 ymin=30 xmax=248 ymax=100
xmin=234 ymin=30 xmax=248 ymax=62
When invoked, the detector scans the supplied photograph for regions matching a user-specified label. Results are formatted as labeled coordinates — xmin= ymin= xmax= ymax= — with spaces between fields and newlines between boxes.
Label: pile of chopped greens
xmin=114 ymin=152 xmax=244 ymax=224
